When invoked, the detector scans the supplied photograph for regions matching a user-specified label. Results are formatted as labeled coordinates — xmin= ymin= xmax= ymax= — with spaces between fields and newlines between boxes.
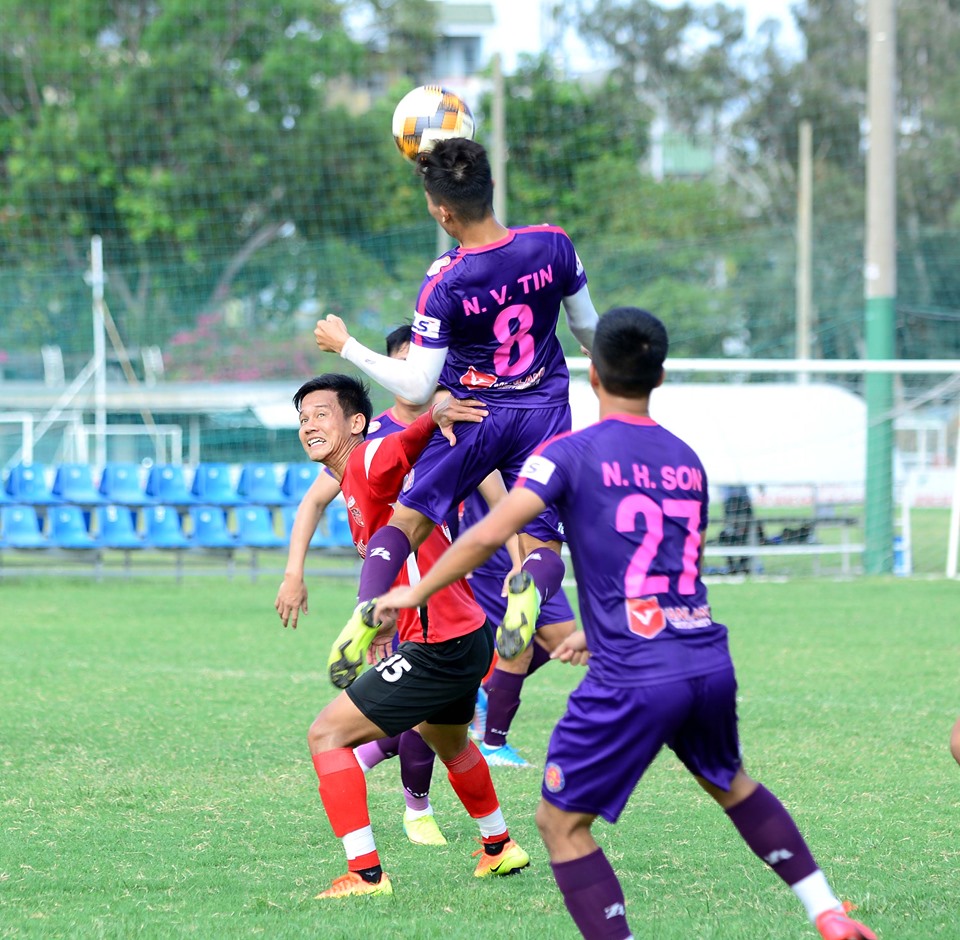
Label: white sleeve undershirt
xmin=340 ymin=337 xmax=448 ymax=405
xmin=563 ymin=285 xmax=600 ymax=353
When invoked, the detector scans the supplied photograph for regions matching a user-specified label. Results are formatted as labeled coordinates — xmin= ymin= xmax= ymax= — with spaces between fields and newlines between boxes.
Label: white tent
xmin=569 ymin=379 xmax=867 ymax=486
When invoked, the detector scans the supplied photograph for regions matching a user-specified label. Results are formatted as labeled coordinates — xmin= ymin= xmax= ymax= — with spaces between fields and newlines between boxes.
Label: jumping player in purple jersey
xmin=313 ymin=137 xmax=599 ymax=675
xmin=372 ymin=307 xmax=876 ymax=940
xmin=275 ymin=324 xmax=449 ymax=848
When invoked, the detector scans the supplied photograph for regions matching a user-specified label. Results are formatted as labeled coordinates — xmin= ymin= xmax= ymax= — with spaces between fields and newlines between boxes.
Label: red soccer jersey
xmin=339 ymin=411 xmax=486 ymax=644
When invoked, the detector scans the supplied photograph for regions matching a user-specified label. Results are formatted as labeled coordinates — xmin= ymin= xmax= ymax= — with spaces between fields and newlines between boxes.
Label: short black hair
xmin=592 ymin=307 xmax=668 ymax=397
xmin=417 ymin=138 xmax=493 ymax=223
xmin=292 ymin=374 xmax=372 ymax=437
xmin=385 ymin=322 xmax=413 ymax=356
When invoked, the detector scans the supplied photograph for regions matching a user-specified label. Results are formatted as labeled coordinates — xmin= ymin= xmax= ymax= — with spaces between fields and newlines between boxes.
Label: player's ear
xmin=588 ymin=362 xmax=601 ymax=393
xmin=349 ymin=412 xmax=366 ymax=435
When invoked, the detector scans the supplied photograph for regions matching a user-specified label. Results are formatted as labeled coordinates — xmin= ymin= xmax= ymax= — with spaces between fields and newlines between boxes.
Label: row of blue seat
xmin=1 ymin=461 xmax=321 ymax=508
xmin=0 ymin=502 xmax=354 ymax=552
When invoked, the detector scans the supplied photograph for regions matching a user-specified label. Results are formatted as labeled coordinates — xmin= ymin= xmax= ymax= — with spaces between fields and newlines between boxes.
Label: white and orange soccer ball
xmin=391 ymin=85 xmax=476 ymax=163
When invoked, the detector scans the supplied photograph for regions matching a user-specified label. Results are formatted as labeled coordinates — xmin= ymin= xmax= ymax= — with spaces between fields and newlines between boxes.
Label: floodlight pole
xmin=91 ymin=235 xmax=108 ymax=467
xmin=863 ymin=0 xmax=896 ymax=574
xmin=491 ymin=52 xmax=507 ymax=225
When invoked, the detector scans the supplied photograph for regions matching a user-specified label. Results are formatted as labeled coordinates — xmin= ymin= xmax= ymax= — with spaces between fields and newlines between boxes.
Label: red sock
xmin=312 ymin=748 xmax=370 ymax=838
xmin=442 ymin=741 xmax=501 ymax=819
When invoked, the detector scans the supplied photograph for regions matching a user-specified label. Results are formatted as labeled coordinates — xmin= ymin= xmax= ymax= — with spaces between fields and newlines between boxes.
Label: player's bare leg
xmin=418 ymin=721 xmax=530 ymax=878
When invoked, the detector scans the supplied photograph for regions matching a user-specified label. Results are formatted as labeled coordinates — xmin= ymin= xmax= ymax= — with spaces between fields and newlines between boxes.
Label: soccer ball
xmin=391 ymin=85 xmax=475 ymax=162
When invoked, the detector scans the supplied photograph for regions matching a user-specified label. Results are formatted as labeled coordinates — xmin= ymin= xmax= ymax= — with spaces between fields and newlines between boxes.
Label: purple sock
xmin=725 ymin=784 xmax=819 ymax=886
xmin=551 ymin=848 xmax=631 ymax=940
xmin=399 ymin=729 xmax=436 ymax=812
xmin=521 ymin=548 xmax=565 ymax=604
xmin=526 ymin=639 xmax=552 ymax=677
xmin=483 ymin=669 xmax=524 ymax=748
xmin=357 ymin=525 xmax=410 ymax=601
xmin=355 ymin=735 xmax=401 ymax=770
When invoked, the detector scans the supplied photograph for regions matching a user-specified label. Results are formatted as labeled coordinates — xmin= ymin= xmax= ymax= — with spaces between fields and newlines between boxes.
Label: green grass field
xmin=1 ymin=575 xmax=958 ymax=939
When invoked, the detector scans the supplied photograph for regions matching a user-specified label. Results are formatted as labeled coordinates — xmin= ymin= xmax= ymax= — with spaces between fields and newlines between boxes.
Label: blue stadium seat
xmin=52 ymin=463 xmax=105 ymax=505
xmin=189 ymin=506 xmax=236 ymax=548
xmin=280 ymin=463 xmax=320 ymax=505
xmin=1 ymin=505 xmax=49 ymax=548
xmin=281 ymin=503 xmax=328 ymax=549
xmin=95 ymin=505 xmax=144 ymax=549
xmin=191 ymin=463 xmax=243 ymax=506
xmin=325 ymin=501 xmax=355 ymax=548
xmin=235 ymin=506 xmax=286 ymax=549
xmin=48 ymin=505 xmax=99 ymax=548
xmin=145 ymin=464 xmax=196 ymax=506
xmin=5 ymin=463 xmax=58 ymax=505
xmin=142 ymin=505 xmax=191 ymax=548
xmin=99 ymin=462 xmax=151 ymax=506
xmin=237 ymin=462 xmax=286 ymax=506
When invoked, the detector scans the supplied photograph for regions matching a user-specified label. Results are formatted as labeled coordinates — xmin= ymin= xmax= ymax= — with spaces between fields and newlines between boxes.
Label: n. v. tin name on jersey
xmin=461 ymin=264 xmax=556 ymax=316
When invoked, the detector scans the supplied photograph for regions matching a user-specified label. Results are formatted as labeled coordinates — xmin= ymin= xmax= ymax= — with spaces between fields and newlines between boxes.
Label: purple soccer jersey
xmin=517 ymin=413 xmax=731 ymax=687
xmin=410 ymin=225 xmax=588 ymax=407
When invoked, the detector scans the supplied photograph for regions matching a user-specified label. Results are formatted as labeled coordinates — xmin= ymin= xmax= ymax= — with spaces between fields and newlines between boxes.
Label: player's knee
xmin=391 ymin=506 xmax=433 ymax=548
xmin=307 ymin=715 xmax=338 ymax=754
xmin=535 ymin=799 xmax=581 ymax=846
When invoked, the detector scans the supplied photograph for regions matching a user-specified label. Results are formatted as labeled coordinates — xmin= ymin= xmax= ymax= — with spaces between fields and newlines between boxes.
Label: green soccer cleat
xmin=403 ymin=812 xmax=447 ymax=846
xmin=496 ymin=572 xmax=538 ymax=660
xmin=472 ymin=839 xmax=530 ymax=878
xmin=328 ymin=600 xmax=380 ymax=689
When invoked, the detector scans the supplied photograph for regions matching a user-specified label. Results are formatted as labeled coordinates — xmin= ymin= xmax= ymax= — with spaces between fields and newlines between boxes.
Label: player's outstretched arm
xmin=314 ymin=314 xmax=448 ymax=405
xmin=275 ymin=470 xmax=341 ymax=628
xmin=375 ymin=487 xmax=546 ymax=621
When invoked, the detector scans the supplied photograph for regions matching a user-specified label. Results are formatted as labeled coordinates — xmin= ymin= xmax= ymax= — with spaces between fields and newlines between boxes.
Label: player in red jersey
xmin=292 ymin=373 xmax=530 ymax=899
xmin=276 ymin=325 xmax=454 ymax=846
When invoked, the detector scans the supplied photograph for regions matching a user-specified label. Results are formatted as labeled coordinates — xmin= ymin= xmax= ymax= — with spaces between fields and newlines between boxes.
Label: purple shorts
xmin=541 ymin=666 xmax=741 ymax=823
xmin=467 ymin=568 xmax=575 ymax=629
xmin=398 ymin=401 xmax=570 ymax=543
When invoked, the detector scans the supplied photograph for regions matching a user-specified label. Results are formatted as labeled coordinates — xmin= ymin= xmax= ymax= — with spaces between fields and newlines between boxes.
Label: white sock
xmin=341 ymin=825 xmax=376 ymax=861
xmin=791 ymin=870 xmax=843 ymax=922
xmin=476 ymin=807 xmax=507 ymax=840
xmin=403 ymin=804 xmax=434 ymax=821
xmin=353 ymin=748 xmax=372 ymax=773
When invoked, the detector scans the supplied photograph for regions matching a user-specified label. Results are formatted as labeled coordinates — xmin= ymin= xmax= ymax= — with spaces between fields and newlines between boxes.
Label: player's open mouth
xmin=307 ymin=437 xmax=325 ymax=446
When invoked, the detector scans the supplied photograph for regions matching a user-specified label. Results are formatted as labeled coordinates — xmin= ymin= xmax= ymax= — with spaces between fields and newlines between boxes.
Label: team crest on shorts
xmin=544 ymin=762 xmax=565 ymax=793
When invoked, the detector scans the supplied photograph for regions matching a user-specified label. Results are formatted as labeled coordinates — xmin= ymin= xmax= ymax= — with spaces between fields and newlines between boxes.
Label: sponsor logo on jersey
xmin=460 ymin=365 xmax=498 ymax=388
xmin=544 ymin=762 xmax=565 ymax=793
xmin=426 ymin=255 xmax=453 ymax=277
xmin=367 ymin=419 xmax=381 ymax=434
xmin=413 ymin=312 xmax=441 ymax=339
xmin=347 ymin=496 xmax=364 ymax=528
xmin=519 ymin=454 xmax=557 ymax=486
xmin=625 ymin=596 xmax=666 ymax=639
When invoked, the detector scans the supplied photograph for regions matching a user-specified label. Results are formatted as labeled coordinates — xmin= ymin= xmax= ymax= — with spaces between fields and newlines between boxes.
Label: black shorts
xmin=346 ymin=623 xmax=494 ymax=737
